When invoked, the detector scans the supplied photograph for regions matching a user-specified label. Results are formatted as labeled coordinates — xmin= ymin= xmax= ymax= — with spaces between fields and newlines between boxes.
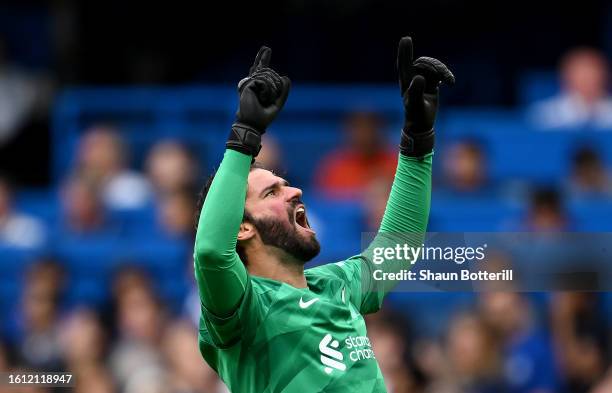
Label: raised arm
xmin=358 ymin=37 xmax=455 ymax=312
xmin=379 ymin=35 xmax=455 ymax=233
xmin=194 ymin=47 xmax=290 ymax=320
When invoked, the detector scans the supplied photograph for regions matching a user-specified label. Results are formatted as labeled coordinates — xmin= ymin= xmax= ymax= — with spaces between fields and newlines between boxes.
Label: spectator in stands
xmin=145 ymin=140 xmax=198 ymax=196
xmin=479 ymin=292 xmax=559 ymax=393
xmin=0 ymin=176 xmax=45 ymax=248
xmin=362 ymin=177 xmax=393 ymax=232
xmin=528 ymin=47 xmax=612 ymax=129
xmin=17 ymin=261 xmax=65 ymax=371
xmin=183 ymin=275 xmax=201 ymax=328
xmin=257 ymin=134 xmax=284 ymax=175
xmin=60 ymin=174 xmax=108 ymax=234
xmin=0 ymin=339 xmax=9 ymax=370
xmin=59 ymin=309 xmax=108 ymax=374
xmin=60 ymin=309 xmax=117 ymax=393
xmin=591 ymin=367 xmax=612 ymax=393
xmin=566 ymin=146 xmax=612 ymax=198
xmin=157 ymin=188 xmax=196 ymax=238
xmin=391 ymin=310 xmax=493 ymax=392
xmin=366 ymin=310 xmax=423 ymax=393
xmin=442 ymin=312 xmax=507 ymax=393
xmin=525 ymin=188 xmax=569 ymax=231
xmin=108 ymin=267 xmax=166 ymax=391
xmin=76 ymin=126 xmax=152 ymax=210
xmin=123 ymin=366 xmax=171 ymax=393
xmin=72 ymin=365 xmax=116 ymax=393
xmin=315 ymin=111 xmax=396 ymax=199
xmin=439 ymin=140 xmax=489 ymax=195
xmin=162 ymin=320 xmax=229 ymax=393
xmin=550 ymin=293 xmax=608 ymax=393
xmin=0 ymin=37 xmax=44 ymax=146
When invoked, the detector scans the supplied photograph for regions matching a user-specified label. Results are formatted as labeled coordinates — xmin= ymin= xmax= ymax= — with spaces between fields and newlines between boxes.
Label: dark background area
xmin=66 ymin=0 xmax=610 ymax=106
xmin=2 ymin=0 xmax=610 ymax=98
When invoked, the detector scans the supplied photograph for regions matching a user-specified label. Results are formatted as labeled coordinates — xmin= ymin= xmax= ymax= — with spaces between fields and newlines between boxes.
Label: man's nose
xmin=285 ymin=186 xmax=303 ymax=201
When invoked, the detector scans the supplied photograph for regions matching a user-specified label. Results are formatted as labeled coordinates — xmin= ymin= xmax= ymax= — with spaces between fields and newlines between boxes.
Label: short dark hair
xmin=194 ymin=161 xmax=269 ymax=264
xmin=0 ymin=173 xmax=12 ymax=193
xmin=573 ymin=146 xmax=601 ymax=169
xmin=531 ymin=187 xmax=562 ymax=213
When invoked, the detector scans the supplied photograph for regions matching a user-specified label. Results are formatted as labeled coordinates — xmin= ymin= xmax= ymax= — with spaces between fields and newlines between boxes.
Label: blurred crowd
xmin=0 ymin=261 xmax=228 ymax=393
xmin=0 ymin=13 xmax=611 ymax=393
xmin=1 ymin=257 xmax=611 ymax=393
xmin=0 ymin=131 xmax=198 ymax=252
xmin=367 ymin=290 xmax=611 ymax=393
xmin=528 ymin=47 xmax=612 ymax=130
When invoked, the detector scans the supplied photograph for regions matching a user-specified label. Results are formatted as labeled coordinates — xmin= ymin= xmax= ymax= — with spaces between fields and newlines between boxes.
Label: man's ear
xmin=237 ymin=221 xmax=256 ymax=242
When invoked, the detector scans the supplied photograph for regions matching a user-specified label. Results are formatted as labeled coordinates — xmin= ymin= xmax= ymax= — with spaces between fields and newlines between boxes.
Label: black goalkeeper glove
xmin=226 ymin=46 xmax=291 ymax=157
xmin=397 ymin=36 xmax=455 ymax=158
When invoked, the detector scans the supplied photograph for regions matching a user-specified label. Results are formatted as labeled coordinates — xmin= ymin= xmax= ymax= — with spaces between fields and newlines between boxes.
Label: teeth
xmin=296 ymin=207 xmax=305 ymax=214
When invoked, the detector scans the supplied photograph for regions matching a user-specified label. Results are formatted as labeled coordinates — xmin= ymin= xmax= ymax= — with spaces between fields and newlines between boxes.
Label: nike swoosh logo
xmin=299 ymin=297 xmax=319 ymax=309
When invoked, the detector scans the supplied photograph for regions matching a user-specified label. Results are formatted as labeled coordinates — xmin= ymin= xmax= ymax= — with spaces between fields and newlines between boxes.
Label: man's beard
xmin=249 ymin=208 xmax=321 ymax=264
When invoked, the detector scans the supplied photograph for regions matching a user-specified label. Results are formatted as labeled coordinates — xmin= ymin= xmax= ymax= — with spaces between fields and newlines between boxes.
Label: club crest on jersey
xmin=319 ymin=334 xmax=346 ymax=374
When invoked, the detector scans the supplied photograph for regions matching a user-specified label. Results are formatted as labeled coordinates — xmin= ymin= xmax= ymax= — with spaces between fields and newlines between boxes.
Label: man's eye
xmin=265 ymin=190 xmax=276 ymax=197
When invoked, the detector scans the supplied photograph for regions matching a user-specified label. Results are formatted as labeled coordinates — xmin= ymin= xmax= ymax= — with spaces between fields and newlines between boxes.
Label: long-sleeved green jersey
xmin=194 ymin=149 xmax=432 ymax=393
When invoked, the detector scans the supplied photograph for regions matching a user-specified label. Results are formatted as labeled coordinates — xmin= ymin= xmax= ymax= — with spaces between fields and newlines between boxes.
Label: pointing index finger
xmin=250 ymin=46 xmax=272 ymax=75
xmin=397 ymin=36 xmax=414 ymax=95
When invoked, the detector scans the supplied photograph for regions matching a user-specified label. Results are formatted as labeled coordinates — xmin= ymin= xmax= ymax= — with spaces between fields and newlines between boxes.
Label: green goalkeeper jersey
xmin=194 ymin=150 xmax=432 ymax=393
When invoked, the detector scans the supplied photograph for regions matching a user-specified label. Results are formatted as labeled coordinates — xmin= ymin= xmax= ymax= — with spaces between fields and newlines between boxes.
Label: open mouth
xmin=294 ymin=205 xmax=311 ymax=230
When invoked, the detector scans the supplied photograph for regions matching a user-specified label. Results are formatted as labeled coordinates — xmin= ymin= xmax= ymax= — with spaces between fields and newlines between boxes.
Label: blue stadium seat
xmin=51 ymin=232 xmax=123 ymax=277
xmin=386 ymin=292 xmax=476 ymax=338
xmin=0 ymin=246 xmax=40 ymax=338
xmin=305 ymin=196 xmax=364 ymax=264
xmin=14 ymin=189 xmax=60 ymax=227
xmin=107 ymin=203 xmax=158 ymax=236
xmin=568 ymin=199 xmax=612 ymax=231
xmin=57 ymin=231 xmax=191 ymax=307
xmin=158 ymin=276 xmax=191 ymax=312
xmin=429 ymin=196 xmax=525 ymax=232
xmin=0 ymin=245 xmax=41 ymax=278
xmin=517 ymin=71 xmax=559 ymax=106
xmin=117 ymin=233 xmax=191 ymax=274
xmin=271 ymin=123 xmax=345 ymax=187
xmin=0 ymin=275 xmax=20 ymax=317
xmin=65 ymin=276 xmax=110 ymax=308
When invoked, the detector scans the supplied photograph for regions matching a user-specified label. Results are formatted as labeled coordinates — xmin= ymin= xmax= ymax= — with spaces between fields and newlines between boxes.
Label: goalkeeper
xmin=194 ymin=37 xmax=454 ymax=393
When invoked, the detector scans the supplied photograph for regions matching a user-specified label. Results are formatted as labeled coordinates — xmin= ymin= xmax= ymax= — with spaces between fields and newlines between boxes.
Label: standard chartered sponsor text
xmin=319 ymin=334 xmax=375 ymax=374
xmin=345 ymin=336 xmax=376 ymax=362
